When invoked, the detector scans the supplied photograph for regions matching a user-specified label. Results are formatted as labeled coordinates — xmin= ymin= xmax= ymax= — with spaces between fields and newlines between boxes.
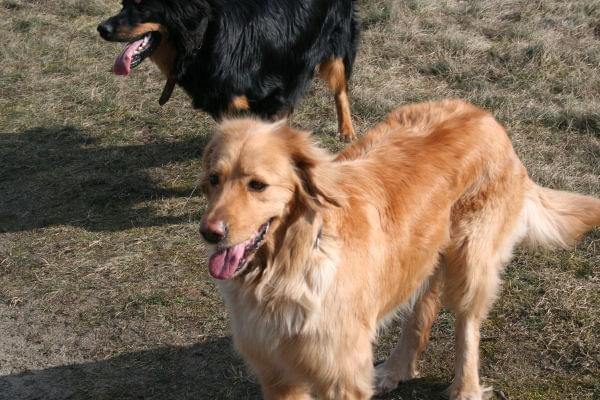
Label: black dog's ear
xmin=163 ymin=2 xmax=211 ymax=77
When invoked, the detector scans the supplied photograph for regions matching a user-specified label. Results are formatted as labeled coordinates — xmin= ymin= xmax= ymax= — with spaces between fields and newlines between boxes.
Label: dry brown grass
xmin=0 ymin=0 xmax=598 ymax=399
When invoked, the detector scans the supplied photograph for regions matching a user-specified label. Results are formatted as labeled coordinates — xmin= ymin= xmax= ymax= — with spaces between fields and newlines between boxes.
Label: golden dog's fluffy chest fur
xmin=200 ymin=100 xmax=600 ymax=399
xmin=215 ymin=224 xmax=349 ymax=390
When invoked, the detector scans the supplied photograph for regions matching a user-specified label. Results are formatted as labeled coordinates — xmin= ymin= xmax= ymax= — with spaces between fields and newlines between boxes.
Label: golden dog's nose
xmin=200 ymin=219 xmax=227 ymax=244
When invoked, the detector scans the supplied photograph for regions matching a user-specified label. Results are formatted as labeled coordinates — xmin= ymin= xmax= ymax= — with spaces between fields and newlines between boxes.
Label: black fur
xmin=99 ymin=0 xmax=359 ymax=120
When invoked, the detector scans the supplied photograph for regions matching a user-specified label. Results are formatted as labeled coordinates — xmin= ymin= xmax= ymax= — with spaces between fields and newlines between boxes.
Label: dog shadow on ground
xmin=0 ymin=334 xmax=449 ymax=400
xmin=374 ymin=379 xmax=450 ymax=400
xmin=0 ymin=337 xmax=262 ymax=400
xmin=371 ymin=360 xmax=450 ymax=400
xmin=0 ymin=126 xmax=209 ymax=232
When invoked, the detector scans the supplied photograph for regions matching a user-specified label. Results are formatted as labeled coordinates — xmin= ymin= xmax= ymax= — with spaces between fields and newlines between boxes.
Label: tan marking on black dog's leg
xmin=319 ymin=57 xmax=355 ymax=141
xmin=228 ymin=96 xmax=250 ymax=113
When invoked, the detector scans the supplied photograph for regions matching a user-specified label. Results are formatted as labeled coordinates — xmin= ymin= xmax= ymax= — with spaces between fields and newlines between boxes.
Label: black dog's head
xmin=98 ymin=0 xmax=210 ymax=104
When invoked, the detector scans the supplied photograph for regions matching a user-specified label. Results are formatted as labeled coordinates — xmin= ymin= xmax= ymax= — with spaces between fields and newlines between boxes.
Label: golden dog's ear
xmin=279 ymin=127 xmax=343 ymax=208
xmin=200 ymin=135 xmax=219 ymax=194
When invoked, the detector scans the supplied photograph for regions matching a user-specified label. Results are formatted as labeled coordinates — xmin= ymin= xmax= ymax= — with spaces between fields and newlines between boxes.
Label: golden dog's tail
xmin=522 ymin=183 xmax=600 ymax=249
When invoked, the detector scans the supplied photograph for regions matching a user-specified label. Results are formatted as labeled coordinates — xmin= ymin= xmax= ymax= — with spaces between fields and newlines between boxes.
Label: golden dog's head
xmin=200 ymin=119 xmax=339 ymax=280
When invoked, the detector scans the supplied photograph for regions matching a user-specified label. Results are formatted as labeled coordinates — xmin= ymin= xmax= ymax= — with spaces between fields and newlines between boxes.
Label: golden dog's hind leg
xmin=319 ymin=57 xmax=355 ymax=141
xmin=443 ymin=235 xmax=508 ymax=400
xmin=375 ymin=271 xmax=443 ymax=394
xmin=447 ymin=312 xmax=495 ymax=400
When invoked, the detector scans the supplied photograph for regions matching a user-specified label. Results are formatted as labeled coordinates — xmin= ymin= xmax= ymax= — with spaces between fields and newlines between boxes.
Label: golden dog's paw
xmin=374 ymin=372 xmax=398 ymax=394
xmin=373 ymin=363 xmax=417 ymax=394
xmin=445 ymin=384 xmax=494 ymax=400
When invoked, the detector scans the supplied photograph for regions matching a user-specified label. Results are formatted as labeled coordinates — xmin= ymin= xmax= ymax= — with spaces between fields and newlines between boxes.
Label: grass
xmin=0 ymin=0 xmax=598 ymax=399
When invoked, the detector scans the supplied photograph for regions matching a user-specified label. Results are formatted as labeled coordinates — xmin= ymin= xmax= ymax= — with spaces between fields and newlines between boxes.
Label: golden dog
xmin=199 ymin=99 xmax=600 ymax=399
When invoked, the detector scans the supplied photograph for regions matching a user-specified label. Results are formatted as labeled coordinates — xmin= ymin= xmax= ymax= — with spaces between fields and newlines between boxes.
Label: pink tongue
xmin=208 ymin=243 xmax=246 ymax=280
xmin=113 ymin=38 xmax=145 ymax=76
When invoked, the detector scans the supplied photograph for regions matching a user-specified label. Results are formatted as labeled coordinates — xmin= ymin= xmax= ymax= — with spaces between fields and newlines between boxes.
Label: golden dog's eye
xmin=208 ymin=173 xmax=219 ymax=186
xmin=248 ymin=180 xmax=267 ymax=192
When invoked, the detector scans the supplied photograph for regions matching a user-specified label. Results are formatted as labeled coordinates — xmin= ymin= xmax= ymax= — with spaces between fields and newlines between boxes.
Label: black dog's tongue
xmin=159 ymin=78 xmax=176 ymax=105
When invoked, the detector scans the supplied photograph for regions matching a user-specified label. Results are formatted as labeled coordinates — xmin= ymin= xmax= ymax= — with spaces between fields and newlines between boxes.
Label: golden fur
xmin=200 ymin=99 xmax=600 ymax=400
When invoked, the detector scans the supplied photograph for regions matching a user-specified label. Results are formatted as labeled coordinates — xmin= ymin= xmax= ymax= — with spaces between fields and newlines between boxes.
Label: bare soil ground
xmin=0 ymin=1 xmax=598 ymax=399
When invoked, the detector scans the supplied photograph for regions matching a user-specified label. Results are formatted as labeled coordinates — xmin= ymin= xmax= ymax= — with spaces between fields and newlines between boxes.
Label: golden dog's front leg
xmin=261 ymin=381 xmax=312 ymax=400
xmin=375 ymin=272 xmax=443 ymax=394
xmin=311 ymin=333 xmax=374 ymax=400
xmin=251 ymin=360 xmax=312 ymax=400
xmin=236 ymin=341 xmax=312 ymax=400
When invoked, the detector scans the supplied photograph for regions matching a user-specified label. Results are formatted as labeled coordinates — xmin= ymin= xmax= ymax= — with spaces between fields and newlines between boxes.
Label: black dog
xmin=98 ymin=0 xmax=359 ymax=140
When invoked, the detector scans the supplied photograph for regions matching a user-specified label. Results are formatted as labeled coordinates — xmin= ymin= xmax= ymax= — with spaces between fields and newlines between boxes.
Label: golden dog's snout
xmin=200 ymin=219 xmax=227 ymax=244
